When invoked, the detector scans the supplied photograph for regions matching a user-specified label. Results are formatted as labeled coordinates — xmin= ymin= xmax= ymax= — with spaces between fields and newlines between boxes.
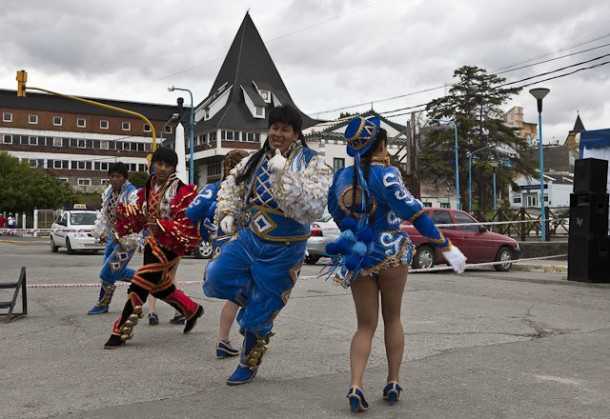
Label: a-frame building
xmin=189 ymin=12 xmax=319 ymax=185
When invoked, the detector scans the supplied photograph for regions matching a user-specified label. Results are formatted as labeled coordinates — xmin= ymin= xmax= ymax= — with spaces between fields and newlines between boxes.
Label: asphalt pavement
xmin=0 ymin=237 xmax=609 ymax=419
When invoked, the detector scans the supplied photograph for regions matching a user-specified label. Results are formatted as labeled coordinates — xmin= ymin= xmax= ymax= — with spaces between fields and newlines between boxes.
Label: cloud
xmin=1 ymin=0 xmax=609 ymax=142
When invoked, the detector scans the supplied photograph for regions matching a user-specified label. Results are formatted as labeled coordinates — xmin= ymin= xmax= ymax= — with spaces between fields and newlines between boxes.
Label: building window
xmin=143 ymin=123 xmax=151 ymax=132
xmin=208 ymin=162 xmax=221 ymax=177
xmin=144 ymin=143 xmax=152 ymax=152
xmin=100 ymin=162 xmax=109 ymax=171
xmin=333 ymin=158 xmax=345 ymax=172
xmin=59 ymin=178 xmax=69 ymax=184
xmin=101 ymin=179 xmax=110 ymax=186
xmin=440 ymin=202 xmax=451 ymax=209
xmin=76 ymin=118 xmax=86 ymax=128
xmin=423 ymin=202 xmax=433 ymax=207
xmin=53 ymin=137 xmax=63 ymax=147
xmin=53 ymin=160 xmax=63 ymax=169
xmin=77 ymin=178 xmax=91 ymax=186
xmin=244 ymin=132 xmax=260 ymax=142
xmin=53 ymin=116 xmax=62 ymax=126
xmin=77 ymin=161 xmax=86 ymax=170
xmin=77 ymin=139 xmax=86 ymax=149
xmin=122 ymin=122 xmax=131 ymax=131
xmin=121 ymin=142 xmax=131 ymax=151
xmin=255 ymin=106 xmax=264 ymax=116
xmin=3 ymin=134 xmax=12 ymax=144
xmin=513 ymin=196 xmax=521 ymax=204
xmin=2 ymin=112 xmax=12 ymax=122
xmin=164 ymin=125 xmax=172 ymax=134
xmin=28 ymin=114 xmax=38 ymax=124
xmin=260 ymin=90 xmax=271 ymax=103
xmin=100 ymin=120 xmax=109 ymax=129
xmin=139 ymin=164 xmax=146 ymax=172
xmin=100 ymin=141 xmax=109 ymax=150
xmin=29 ymin=136 xmax=38 ymax=146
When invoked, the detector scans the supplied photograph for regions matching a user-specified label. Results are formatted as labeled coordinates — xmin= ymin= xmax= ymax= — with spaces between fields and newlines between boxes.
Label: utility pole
xmin=409 ymin=112 xmax=421 ymax=198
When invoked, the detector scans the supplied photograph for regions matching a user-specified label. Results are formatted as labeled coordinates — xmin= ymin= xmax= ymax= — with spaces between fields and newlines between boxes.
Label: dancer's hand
xmin=268 ymin=148 xmax=287 ymax=175
xmin=147 ymin=221 xmax=161 ymax=237
xmin=442 ymin=245 xmax=467 ymax=274
xmin=220 ymin=215 xmax=235 ymax=234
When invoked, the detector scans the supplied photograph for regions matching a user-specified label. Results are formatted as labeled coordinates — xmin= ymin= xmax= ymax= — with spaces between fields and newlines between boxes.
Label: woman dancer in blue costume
xmin=326 ymin=116 xmax=467 ymax=412
xmin=89 ymin=162 xmax=139 ymax=314
xmin=203 ymin=105 xmax=332 ymax=385
xmin=186 ymin=149 xmax=250 ymax=358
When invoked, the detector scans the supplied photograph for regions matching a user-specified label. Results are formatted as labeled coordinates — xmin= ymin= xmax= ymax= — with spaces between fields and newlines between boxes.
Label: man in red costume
xmin=104 ymin=147 xmax=204 ymax=348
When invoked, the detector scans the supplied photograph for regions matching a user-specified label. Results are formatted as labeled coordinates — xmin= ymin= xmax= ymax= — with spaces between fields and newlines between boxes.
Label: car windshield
xmin=316 ymin=213 xmax=333 ymax=223
xmin=70 ymin=212 xmax=97 ymax=226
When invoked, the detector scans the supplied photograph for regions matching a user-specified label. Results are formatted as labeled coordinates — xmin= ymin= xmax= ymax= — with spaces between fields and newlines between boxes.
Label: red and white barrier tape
xmin=1 ymin=217 xmax=569 ymax=237
xmin=25 ymin=254 xmax=567 ymax=289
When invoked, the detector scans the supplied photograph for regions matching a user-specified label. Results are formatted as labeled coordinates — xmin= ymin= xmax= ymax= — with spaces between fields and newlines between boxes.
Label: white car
xmin=50 ymin=210 xmax=104 ymax=254
xmin=305 ymin=213 xmax=340 ymax=264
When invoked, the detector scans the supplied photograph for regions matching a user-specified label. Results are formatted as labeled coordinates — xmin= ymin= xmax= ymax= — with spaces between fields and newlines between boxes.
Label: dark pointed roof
xmin=572 ymin=113 xmax=585 ymax=133
xmin=197 ymin=12 xmax=317 ymax=132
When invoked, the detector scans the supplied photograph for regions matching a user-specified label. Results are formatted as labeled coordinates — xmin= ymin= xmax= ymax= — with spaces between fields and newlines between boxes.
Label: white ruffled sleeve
xmin=271 ymin=154 xmax=332 ymax=225
xmin=214 ymin=157 xmax=250 ymax=229
xmin=92 ymin=186 xmax=112 ymax=240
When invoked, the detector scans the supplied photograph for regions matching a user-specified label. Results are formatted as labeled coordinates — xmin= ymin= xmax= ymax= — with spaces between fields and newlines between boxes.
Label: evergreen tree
xmin=0 ymin=152 xmax=74 ymax=213
xmin=420 ymin=66 xmax=537 ymax=211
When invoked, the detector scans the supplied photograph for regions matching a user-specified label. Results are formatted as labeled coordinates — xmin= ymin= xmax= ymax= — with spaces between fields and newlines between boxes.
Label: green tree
xmin=0 ymin=152 xmax=75 ymax=213
xmin=420 ymin=65 xmax=537 ymax=212
xmin=129 ymin=171 xmax=149 ymax=188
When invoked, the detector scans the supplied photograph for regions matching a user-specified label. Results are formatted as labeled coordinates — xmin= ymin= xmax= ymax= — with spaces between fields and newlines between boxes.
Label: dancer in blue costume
xmin=326 ymin=116 xmax=467 ymax=412
xmin=203 ymin=105 xmax=332 ymax=385
xmin=186 ymin=149 xmax=249 ymax=358
xmin=89 ymin=162 xmax=139 ymax=314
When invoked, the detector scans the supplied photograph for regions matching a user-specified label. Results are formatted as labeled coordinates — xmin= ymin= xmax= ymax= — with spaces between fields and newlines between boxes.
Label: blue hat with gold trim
xmin=345 ymin=116 xmax=381 ymax=157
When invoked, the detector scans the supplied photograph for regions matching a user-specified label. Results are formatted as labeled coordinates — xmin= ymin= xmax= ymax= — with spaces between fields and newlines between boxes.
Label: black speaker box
xmin=573 ymin=158 xmax=608 ymax=193
xmin=569 ymin=193 xmax=609 ymax=238
xmin=568 ymin=236 xmax=610 ymax=283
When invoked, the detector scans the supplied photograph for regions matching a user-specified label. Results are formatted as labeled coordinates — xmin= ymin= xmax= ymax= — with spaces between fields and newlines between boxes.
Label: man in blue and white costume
xmin=88 ymin=162 xmax=139 ymax=314
xmin=203 ymin=105 xmax=332 ymax=385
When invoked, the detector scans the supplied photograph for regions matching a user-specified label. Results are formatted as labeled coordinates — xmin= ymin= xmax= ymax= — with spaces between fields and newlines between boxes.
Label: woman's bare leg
xmin=218 ymin=301 xmax=239 ymax=341
xmin=349 ymin=275 xmax=380 ymax=388
xmin=378 ymin=264 xmax=408 ymax=383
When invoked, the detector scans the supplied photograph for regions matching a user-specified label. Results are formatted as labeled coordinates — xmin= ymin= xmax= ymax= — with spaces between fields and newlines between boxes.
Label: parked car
xmin=305 ymin=213 xmax=340 ymax=264
xmin=400 ymin=208 xmax=520 ymax=271
xmin=50 ymin=209 xmax=104 ymax=254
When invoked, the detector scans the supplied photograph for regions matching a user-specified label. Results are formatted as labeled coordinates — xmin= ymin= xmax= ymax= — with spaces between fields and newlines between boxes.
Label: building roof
xmin=573 ymin=113 xmax=585 ymax=132
xmin=304 ymin=110 xmax=407 ymax=143
xmin=0 ymin=89 xmax=176 ymax=120
xmin=195 ymin=12 xmax=318 ymax=132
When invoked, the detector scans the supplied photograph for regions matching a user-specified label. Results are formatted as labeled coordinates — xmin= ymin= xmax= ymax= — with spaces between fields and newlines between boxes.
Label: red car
xmin=400 ymin=208 xmax=520 ymax=271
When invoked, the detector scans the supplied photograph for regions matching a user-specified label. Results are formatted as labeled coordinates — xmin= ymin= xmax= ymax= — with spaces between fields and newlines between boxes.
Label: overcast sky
xmin=2 ymin=0 xmax=609 ymax=144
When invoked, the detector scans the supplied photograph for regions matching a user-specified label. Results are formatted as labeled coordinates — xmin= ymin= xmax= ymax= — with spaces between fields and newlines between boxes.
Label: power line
xmin=311 ymin=32 xmax=610 ymax=117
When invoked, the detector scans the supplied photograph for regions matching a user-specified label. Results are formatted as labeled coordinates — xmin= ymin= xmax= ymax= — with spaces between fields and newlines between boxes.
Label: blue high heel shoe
xmin=216 ymin=339 xmax=239 ymax=358
xmin=382 ymin=381 xmax=403 ymax=405
xmin=347 ymin=386 xmax=369 ymax=412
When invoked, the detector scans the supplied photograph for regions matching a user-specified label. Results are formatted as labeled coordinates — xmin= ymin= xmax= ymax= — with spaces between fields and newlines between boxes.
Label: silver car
xmin=50 ymin=210 xmax=104 ymax=254
xmin=305 ymin=213 xmax=340 ymax=264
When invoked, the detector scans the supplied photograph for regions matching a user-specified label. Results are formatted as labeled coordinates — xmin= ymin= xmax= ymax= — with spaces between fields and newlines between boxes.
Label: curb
xmin=513 ymin=264 xmax=567 ymax=273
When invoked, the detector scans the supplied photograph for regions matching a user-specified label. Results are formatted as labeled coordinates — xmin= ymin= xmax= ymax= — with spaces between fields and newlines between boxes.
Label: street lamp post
xmin=431 ymin=118 xmax=460 ymax=210
xmin=160 ymin=113 xmax=180 ymax=146
xmin=168 ymin=86 xmax=195 ymax=184
xmin=467 ymin=144 xmax=492 ymax=213
xmin=490 ymin=160 xmax=499 ymax=215
xmin=529 ymin=87 xmax=550 ymax=241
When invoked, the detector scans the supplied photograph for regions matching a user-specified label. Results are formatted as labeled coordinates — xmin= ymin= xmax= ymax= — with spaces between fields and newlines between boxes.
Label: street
xmin=1 ymin=237 xmax=609 ymax=419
